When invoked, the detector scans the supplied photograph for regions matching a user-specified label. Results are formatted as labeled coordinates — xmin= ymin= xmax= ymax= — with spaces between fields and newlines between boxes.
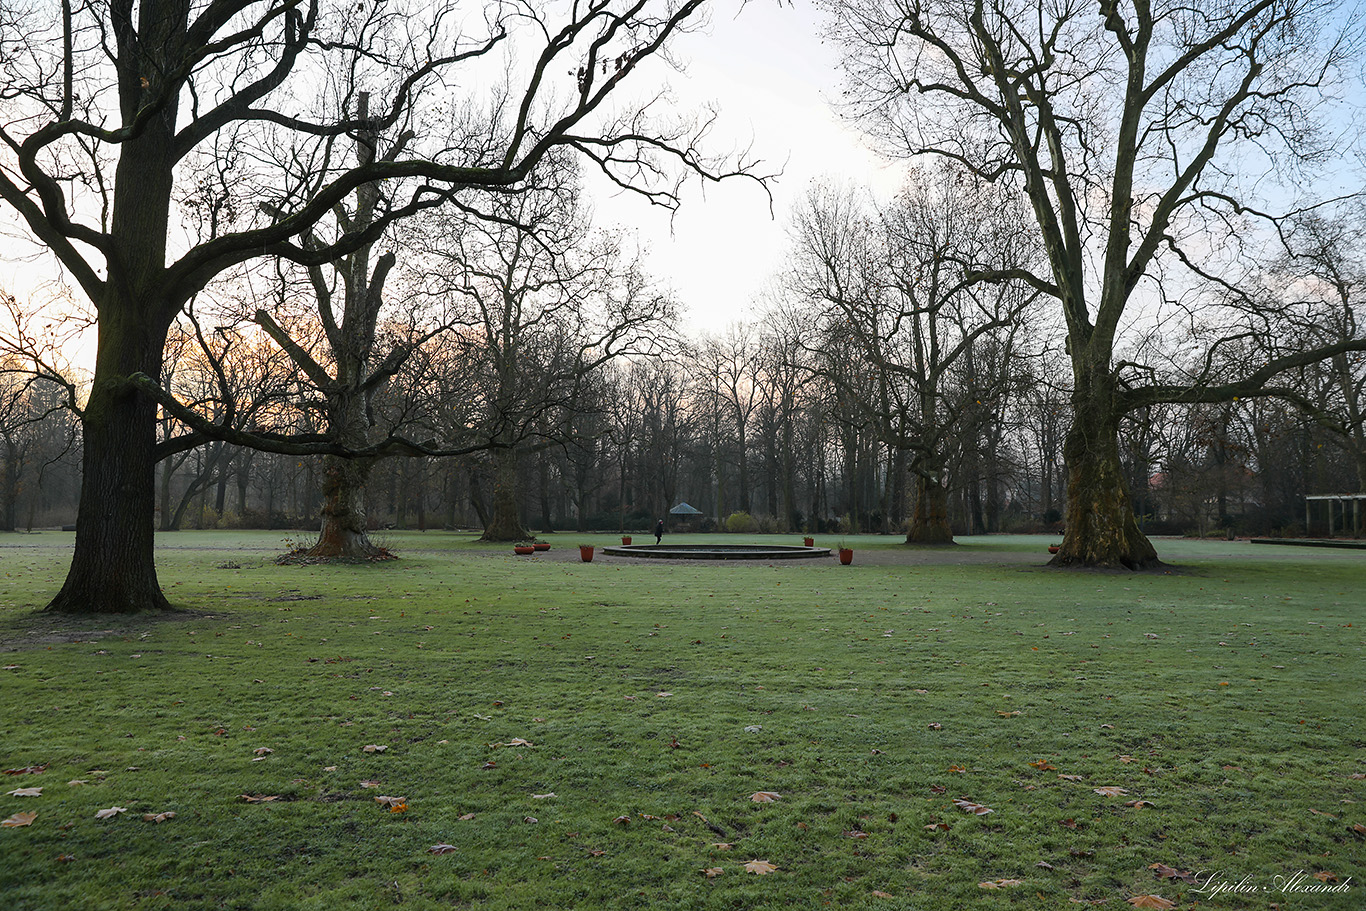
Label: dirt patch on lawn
xmin=0 ymin=607 xmax=228 ymax=652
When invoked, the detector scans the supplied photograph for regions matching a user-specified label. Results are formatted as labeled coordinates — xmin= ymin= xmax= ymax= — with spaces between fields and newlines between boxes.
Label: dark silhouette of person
xmin=655 ymin=518 xmax=664 ymax=544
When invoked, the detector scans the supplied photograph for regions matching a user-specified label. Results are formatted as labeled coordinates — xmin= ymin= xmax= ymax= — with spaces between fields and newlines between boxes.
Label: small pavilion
xmin=1305 ymin=493 xmax=1366 ymax=538
xmin=668 ymin=501 xmax=704 ymax=530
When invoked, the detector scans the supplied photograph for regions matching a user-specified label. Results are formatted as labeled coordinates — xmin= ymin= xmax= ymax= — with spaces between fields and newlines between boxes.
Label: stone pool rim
xmin=600 ymin=543 xmax=833 ymax=560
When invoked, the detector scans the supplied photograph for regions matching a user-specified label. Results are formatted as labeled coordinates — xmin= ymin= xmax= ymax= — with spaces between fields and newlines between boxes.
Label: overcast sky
xmin=583 ymin=0 xmax=906 ymax=333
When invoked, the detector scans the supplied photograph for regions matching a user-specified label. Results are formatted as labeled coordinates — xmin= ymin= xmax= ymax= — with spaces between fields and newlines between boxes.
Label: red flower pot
xmin=803 ymin=537 xmax=814 ymax=547
xmin=514 ymin=545 xmax=535 ymax=555
xmin=621 ymin=536 xmax=632 ymax=545
xmin=1048 ymin=545 xmax=1060 ymax=554
xmin=839 ymin=548 xmax=854 ymax=565
xmin=534 ymin=543 xmax=550 ymax=551
xmin=579 ymin=545 xmax=594 ymax=562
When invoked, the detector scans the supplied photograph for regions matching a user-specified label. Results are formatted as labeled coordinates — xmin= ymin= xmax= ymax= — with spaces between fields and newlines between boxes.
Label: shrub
xmin=723 ymin=511 xmax=758 ymax=534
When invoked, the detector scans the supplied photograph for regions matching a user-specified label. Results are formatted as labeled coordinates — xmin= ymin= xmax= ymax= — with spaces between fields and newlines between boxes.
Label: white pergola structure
xmin=1305 ymin=494 xmax=1366 ymax=538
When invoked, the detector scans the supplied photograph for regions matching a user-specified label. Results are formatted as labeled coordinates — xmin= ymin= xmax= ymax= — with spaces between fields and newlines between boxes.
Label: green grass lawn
xmin=0 ymin=531 xmax=1361 ymax=910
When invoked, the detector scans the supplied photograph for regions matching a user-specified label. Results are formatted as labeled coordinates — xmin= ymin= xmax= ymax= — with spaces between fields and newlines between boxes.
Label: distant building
xmin=668 ymin=502 xmax=704 ymax=530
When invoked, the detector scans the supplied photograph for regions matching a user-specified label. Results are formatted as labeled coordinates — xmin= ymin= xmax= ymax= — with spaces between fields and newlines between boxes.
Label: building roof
xmin=669 ymin=502 xmax=704 ymax=516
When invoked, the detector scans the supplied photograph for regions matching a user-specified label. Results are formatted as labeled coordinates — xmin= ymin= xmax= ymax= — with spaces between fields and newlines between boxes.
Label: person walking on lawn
xmin=655 ymin=518 xmax=664 ymax=545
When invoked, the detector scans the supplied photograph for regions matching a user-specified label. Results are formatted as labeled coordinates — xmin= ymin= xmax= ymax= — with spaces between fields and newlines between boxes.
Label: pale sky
xmin=583 ymin=0 xmax=905 ymax=332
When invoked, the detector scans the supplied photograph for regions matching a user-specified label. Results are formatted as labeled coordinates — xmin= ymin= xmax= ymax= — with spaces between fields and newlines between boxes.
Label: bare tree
xmin=827 ymin=0 xmax=1366 ymax=567
xmin=0 ymin=0 xmax=763 ymax=612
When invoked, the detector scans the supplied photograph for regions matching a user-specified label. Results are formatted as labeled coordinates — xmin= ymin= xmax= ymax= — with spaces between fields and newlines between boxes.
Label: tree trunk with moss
xmin=1050 ymin=370 xmax=1159 ymax=569
xmin=905 ymin=468 xmax=954 ymax=544
xmin=480 ymin=447 xmax=529 ymax=541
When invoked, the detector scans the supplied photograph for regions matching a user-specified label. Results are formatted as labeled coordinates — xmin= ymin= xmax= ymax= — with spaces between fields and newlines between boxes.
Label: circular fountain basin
xmin=601 ymin=544 xmax=832 ymax=560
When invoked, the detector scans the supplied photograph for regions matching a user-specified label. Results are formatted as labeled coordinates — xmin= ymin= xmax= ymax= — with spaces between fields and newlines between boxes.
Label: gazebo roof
xmin=669 ymin=502 xmax=704 ymax=516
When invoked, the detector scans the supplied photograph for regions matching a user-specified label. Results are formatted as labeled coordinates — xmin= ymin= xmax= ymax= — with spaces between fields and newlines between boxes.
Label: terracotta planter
xmin=621 ymin=536 xmax=632 ymax=545
xmin=1048 ymin=545 xmax=1060 ymax=554
xmin=838 ymin=548 xmax=854 ymax=565
xmin=534 ymin=543 xmax=550 ymax=551
xmin=514 ymin=545 xmax=535 ymax=555
xmin=579 ymin=545 xmax=594 ymax=562
xmin=803 ymin=537 xmax=814 ymax=547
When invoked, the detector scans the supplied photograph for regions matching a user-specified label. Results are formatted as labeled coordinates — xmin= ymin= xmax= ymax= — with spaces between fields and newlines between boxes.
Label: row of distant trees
xmin=6 ymin=201 xmax=1363 ymax=542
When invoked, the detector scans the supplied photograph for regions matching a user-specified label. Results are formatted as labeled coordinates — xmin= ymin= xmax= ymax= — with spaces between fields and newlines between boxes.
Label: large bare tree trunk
xmin=49 ymin=315 xmax=171 ymax=612
xmin=480 ymin=447 xmax=529 ymax=541
xmin=906 ymin=470 xmax=954 ymax=544
xmin=308 ymin=454 xmax=381 ymax=557
xmin=1051 ymin=376 xmax=1159 ymax=569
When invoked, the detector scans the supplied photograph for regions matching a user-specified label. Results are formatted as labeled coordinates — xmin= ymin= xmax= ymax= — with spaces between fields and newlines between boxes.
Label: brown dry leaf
xmin=1352 ymin=823 xmax=1366 ymax=837
xmin=374 ymin=795 xmax=406 ymax=808
xmin=2 ymin=811 xmax=37 ymax=827
xmin=913 ymin=689 xmax=929 ymax=695
xmin=928 ymin=722 xmax=942 ymax=730
xmin=953 ymin=798 xmax=993 ymax=815
xmin=1349 ymin=772 xmax=1365 ymax=780
xmin=532 ymin=792 xmax=556 ymax=800
xmin=1094 ymin=787 xmax=1129 ymax=797
xmin=924 ymin=822 xmax=951 ymax=831
xmin=3 ymin=765 xmax=46 ymax=775
xmin=1117 ymin=755 xmax=1137 ymax=764
xmin=362 ymin=744 xmax=387 ymax=753
xmin=1309 ymin=808 xmax=1337 ymax=819
xmin=872 ymin=890 xmax=895 ymax=898
xmin=459 ymin=812 xmax=476 ymax=821
xmin=95 ymin=806 xmax=127 ymax=819
xmin=1059 ymin=818 xmax=1080 ymax=829
xmin=979 ymin=879 xmax=1026 ymax=889
xmin=1313 ymin=871 xmax=1338 ymax=883
xmin=711 ymin=842 xmax=734 ymax=850
xmin=1059 ymin=774 xmax=1085 ymax=782
xmin=843 ymin=830 xmax=869 ymax=839
xmin=1125 ymin=800 xmax=1156 ymax=809
xmin=239 ymin=794 xmax=280 ymax=803
xmin=391 ymin=804 xmax=409 ymax=814
xmin=429 ymin=844 xmax=458 ymax=855
xmin=1126 ymin=896 xmax=1175 ymax=909
xmin=656 ymin=692 xmax=673 ymax=698
xmin=359 ymin=780 xmax=382 ymax=788
xmin=946 ymin=764 xmax=967 ymax=773
xmin=142 ymin=811 xmax=176 ymax=823
xmin=612 ymin=815 xmax=631 ymax=825
xmin=997 ymin=711 xmax=1022 ymax=717
xmin=750 ymin=791 xmax=781 ymax=803
xmin=702 ymin=867 xmax=724 ymax=878
xmin=253 ymin=747 xmax=274 ymax=756
xmin=1029 ymin=759 xmax=1056 ymax=770
xmin=744 ymin=859 xmax=778 ymax=875
xmin=7 ymin=787 xmax=42 ymax=797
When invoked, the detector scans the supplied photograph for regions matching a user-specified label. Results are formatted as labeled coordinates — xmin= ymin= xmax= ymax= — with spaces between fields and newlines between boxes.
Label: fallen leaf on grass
xmin=1309 ymin=808 xmax=1337 ymax=819
xmin=1059 ymin=774 xmax=1085 ymax=781
xmin=1125 ymin=800 xmax=1156 ymax=809
xmin=843 ymin=830 xmax=869 ymax=839
xmin=3 ymin=765 xmax=46 ymax=775
xmin=67 ymin=780 xmax=87 ymax=786
xmin=946 ymin=764 xmax=967 ymax=773
xmin=656 ymin=692 xmax=673 ymax=698
xmin=2 ymin=811 xmax=37 ymax=827
xmin=375 ymin=796 xmax=406 ymax=808
xmin=924 ymin=822 xmax=951 ymax=831
xmin=612 ymin=815 xmax=631 ymax=825
xmin=7 ymin=787 xmax=42 ymax=797
xmin=1093 ymin=787 xmax=1129 ymax=797
xmin=531 ymin=793 xmax=556 ymax=800
xmin=95 ymin=806 xmax=127 ymax=819
xmin=1314 ymin=871 xmax=1338 ymax=883
xmin=253 ymin=747 xmax=274 ymax=756
xmin=997 ymin=711 xmax=1022 ymax=717
xmin=744 ymin=859 xmax=778 ymax=875
xmin=1059 ymin=818 xmax=1080 ymax=829
xmin=953 ymin=798 xmax=993 ymax=815
xmin=750 ymin=791 xmax=781 ymax=803
xmin=491 ymin=738 xmax=534 ymax=748
xmin=980 ymin=879 xmax=1025 ymax=889
xmin=702 ymin=867 xmax=724 ymax=878
xmin=928 ymin=722 xmax=942 ymax=730
xmin=362 ymin=744 xmax=387 ymax=753
xmin=711 ymin=842 xmax=734 ymax=850
xmin=239 ymin=794 xmax=279 ymax=803
xmin=429 ymin=844 xmax=458 ymax=855
xmin=360 ymin=780 xmax=381 ymax=788
xmin=1037 ymin=861 xmax=1055 ymax=871
xmin=459 ymin=812 xmax=476 ymax=821
xmin=1126 ymin=896 xmax=1175 ymax=909
xmin=142 ymin=812 xmax=176 ymax=823
xmin=1148 ymin=864 xmax=1197 ymax=883
xmin=1029 ymin=760 xmax=1056 ymax=770
xmin=56 ymin=853 xmax=74 ymax=862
